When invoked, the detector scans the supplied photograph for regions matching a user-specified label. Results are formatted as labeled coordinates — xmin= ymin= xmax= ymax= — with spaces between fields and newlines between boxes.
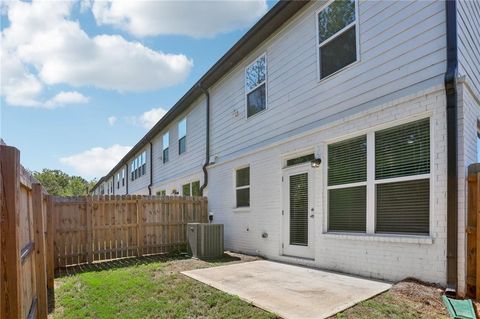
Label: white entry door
xmin=282 ymin=165 xmax=315 ymax=259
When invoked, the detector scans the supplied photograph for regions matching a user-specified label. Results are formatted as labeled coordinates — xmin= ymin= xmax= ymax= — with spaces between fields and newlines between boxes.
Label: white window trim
xmin=233 ymin=165 xmax=251 ymax=209
xmin=323 ymin=115 xmax=434 ymax=238
xmin=315 ymin=0 xmax=361 ymax=83
xmin=244 ymin=53 xmax=268 ymax=119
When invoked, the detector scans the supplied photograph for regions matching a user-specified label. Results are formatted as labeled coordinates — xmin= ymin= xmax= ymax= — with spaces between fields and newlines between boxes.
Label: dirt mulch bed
xmin=331 ymin=278 xmax=449 ymax=318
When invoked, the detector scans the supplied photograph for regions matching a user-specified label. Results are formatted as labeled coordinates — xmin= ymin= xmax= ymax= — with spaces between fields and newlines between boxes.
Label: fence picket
xmin=51 ymin=195 xmax=207 ymax=267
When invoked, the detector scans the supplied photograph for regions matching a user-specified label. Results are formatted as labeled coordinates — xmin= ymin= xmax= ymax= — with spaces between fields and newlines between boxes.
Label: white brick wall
xmin=209 ymin=85 xmax=448 ymax=285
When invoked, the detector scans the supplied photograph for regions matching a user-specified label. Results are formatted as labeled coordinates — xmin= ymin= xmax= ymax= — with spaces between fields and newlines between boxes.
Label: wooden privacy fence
xmin=1 ymin=145 xmax=48 ymax=319
xmin=467 ymin=163 xmax=480 ymax=299
xmin=52 ymin=195 xmax=208 ymax=267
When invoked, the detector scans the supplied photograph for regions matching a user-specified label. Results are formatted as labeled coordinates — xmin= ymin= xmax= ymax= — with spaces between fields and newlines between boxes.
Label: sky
xmin=0 ymin=0 xmax=275 ymax=181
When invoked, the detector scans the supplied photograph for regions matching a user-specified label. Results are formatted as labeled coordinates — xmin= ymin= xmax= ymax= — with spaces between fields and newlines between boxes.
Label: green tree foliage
xmin=33 ymin=169 xmax=96 ymax=196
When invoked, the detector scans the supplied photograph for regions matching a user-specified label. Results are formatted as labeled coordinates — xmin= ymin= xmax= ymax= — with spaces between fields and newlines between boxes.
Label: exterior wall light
xmin=310 ymin=158 xmax=322 ymax=168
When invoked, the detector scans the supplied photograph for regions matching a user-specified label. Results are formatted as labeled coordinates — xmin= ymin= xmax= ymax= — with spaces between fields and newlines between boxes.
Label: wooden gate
xmin=1 ymin=145 xmax=48 ymax=319
xmin=52 ymin=195 xmax=208 ymax=268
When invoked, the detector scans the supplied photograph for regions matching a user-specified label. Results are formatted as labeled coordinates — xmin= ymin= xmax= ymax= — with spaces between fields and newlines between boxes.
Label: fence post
xmin=32 ymin=184 xmax=48 ymax=319
xmin=45 ymin=196 xmax=55 ymax=289
xmin=86 ymin=196 xmax=93 ymax=263
xmin=0 ymin=145 xmax=22 ymax=319
xmin=137 ymin=196 xmax=144 ymax=257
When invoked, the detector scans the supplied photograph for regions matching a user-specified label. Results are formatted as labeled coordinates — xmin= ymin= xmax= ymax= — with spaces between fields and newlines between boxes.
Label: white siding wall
xmin=209 ymin=86 xmax=448 ymax=285
xmin=457 ymin=80 xmax=480 ymax=295
xmin=458 ymin=0 xmax=480 ymax=98
xmin=151 ymin=96 xmax=206 ymax=189
xmin=210 ymin=0 xmax=446 ymax=162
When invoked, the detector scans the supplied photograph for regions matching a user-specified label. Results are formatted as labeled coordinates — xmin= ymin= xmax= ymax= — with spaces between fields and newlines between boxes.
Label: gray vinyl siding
xmin=458 ymin=0 xmax=480 ymax=96
xmin=151 ymin=96 xmax=206 ymax=187
xmin=210 ymin=0 xmax=446 ymax=160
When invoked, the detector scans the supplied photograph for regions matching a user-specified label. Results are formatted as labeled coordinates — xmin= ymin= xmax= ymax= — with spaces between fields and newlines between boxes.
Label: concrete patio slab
xmin=182 ymin=260 xmax=392 ymax=319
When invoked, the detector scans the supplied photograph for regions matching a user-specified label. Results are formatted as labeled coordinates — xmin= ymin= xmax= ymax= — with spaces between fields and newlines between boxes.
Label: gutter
xmin=199 ymin=84 xmax=210 ymax=196
xmin=125 ymin=163 xmax=129 ymax=194
xmin=445 ymin=0 xmax=458 ymax=296
xmin=148 ymin=142 xmax=153 ymax=195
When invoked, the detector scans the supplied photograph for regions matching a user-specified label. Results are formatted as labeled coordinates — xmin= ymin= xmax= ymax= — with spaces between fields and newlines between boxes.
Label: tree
xmin=33 ymin=169 xmax=93 ymax=196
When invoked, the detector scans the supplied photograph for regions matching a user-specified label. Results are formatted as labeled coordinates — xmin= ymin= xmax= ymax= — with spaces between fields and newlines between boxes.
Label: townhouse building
xmin=92 ymin=0 xmax=480 ymax=296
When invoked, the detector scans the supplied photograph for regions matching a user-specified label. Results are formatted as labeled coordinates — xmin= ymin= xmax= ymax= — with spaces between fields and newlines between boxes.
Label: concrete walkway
xmin=183 ymin=260 xmax=392 ymax=319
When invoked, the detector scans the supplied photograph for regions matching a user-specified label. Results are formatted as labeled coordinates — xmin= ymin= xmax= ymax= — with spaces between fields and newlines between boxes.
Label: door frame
xmin=281 ymin=163 xmax=315 ymax=259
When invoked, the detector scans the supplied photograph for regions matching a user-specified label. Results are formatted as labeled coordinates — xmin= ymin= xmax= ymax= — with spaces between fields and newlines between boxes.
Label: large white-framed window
xmin=163 ymin=132 xmax=169 ymax=163
xmin=327 ymin=117 xmax=431 ymax=235
xmin=178 ymin=117 xmax=187 ymax=155
xmin=245 ymin=54 xmax=267 ymax=118
xmin=235 ymin=166 xmax=250 ymax=207
xmin=316 ymin=0 xmax=359 ymax=80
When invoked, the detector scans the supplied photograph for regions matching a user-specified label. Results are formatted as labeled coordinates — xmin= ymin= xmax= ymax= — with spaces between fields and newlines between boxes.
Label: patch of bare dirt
xmin=390 ymin=278 xmax=445 ymax=310
xmin=154 ymin=251 xmax=262 ymax=278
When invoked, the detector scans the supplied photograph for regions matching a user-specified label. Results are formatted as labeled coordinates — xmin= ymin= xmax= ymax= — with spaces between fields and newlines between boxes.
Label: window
xmin=477 ymin=128 xmax=480 ymax=162
xmin=117 ymin=173 xmax=120 ymax=189
xmin=163 ymin=132 xmax=169 ymax=163
xmin=156 ymin=190 xmax=166 ymax=196
xmin=178 ymin=118 xmax=187 ymax=155
xmin=286 ymin=153 xmax=315 ymax=167
xmin=192 ymin=181 xmax=201 ymax=196
xmin=130 ymin=152 xmax=147 ymax=181
xmin=235 ymin=167 xmax=250 ymax=207
xmin=375 ymin=118 xmax=430 ymax=234
xmin=141 ymin=151 xmax=146 ymax=175
xmin=317 ymin=0 xmax=358 ymax=79
xmin=245 ymin=54 xmax=267 ymax=118
xmin=131 ymin=162 xmax=134 ymax=181
xmin=327 ymin=118 xmax=431 ymax=235
xmin=181 ymin=181 xmax=201 ymax=197
xmin=327 ymin=135 xmax=367 ymax=232
xmin=182 ymin=183 xmax=191 ymax=196
xmin=122 ymin=169 xmax=125 ymax=186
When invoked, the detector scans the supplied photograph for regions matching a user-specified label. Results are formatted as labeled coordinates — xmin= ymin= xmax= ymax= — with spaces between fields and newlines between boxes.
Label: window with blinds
xmin=375 ymin=118 xmax=430 ymax=234
xmin=327 ymin=135 xmax=367 ymax=232
xmin=327 ymin=117 xmax=431 ymax=235
xmin=289 ymin=173 xmax=308 ymax=246
xmin=236 ymin=167 xmax=250 ymax=207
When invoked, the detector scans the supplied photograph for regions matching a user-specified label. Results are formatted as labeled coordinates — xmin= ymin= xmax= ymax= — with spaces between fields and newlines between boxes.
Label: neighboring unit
xmin=91 ymin=0 xmax=480 ymax=296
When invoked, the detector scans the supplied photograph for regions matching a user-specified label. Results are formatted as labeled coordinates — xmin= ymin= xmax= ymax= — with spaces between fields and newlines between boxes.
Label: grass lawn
xmin=50 ymin=253 xmax=276 ymax=319
xmin=50 ymin=253 xmax=449 ymax=319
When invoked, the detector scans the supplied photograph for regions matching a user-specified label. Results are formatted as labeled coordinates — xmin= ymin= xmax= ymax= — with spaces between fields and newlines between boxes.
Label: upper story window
xmin=163 ymin=132 xmax=169 ymax=163
xmin=178 ymin=117 xmax=187 ymax=155
xmin=131 ymin=151 xmax=147 ymax=181
xmin=317 ymin=0 xmax=358 ymax=79
xmin=245 ymin=54 xmax=267 ymax=118
xmin=117 ymin=172 xmax=120 ymax=189
xmin=121 ymin=168 xmax=125 ymax=186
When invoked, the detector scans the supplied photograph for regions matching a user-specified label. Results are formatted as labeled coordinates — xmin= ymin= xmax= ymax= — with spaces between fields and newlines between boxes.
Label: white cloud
xmin=92 ymin=0 xmax=268 ymax=38
xmin=59 ymin=144 xmax=132 ymax=178
xmin=127 ymin=107 xmax=168 ymax=129
xmin=1 ymin=0 xmax=193 ymax=107
xmin=107 ymin=116 xmax=117 ymax=126
xmin=44 ymin=91 xmax=89 ymax=109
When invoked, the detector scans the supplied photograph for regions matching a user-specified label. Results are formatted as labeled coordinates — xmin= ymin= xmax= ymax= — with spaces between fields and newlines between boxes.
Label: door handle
xmin=309 ymin=214 xmax=314 ymax=218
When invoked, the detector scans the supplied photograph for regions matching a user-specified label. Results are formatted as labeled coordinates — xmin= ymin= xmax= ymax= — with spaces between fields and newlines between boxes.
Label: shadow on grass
xmin=54 ymin=252 xmax=240 ymax=278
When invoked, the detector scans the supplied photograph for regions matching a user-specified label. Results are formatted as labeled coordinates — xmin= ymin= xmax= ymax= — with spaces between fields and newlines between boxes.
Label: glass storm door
xmin=282 ymin=166 xmax=314 ymax=259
